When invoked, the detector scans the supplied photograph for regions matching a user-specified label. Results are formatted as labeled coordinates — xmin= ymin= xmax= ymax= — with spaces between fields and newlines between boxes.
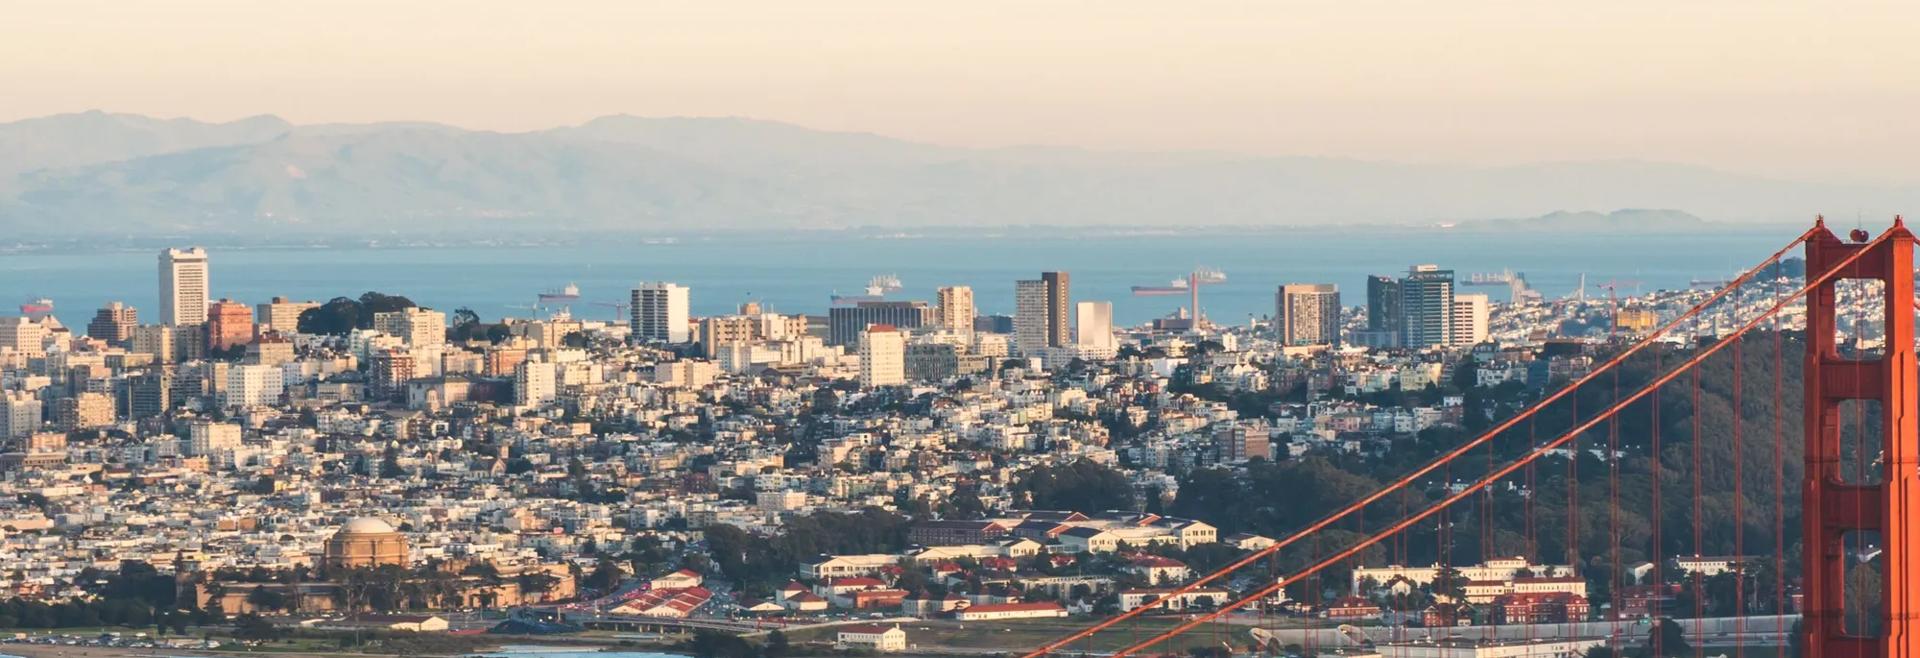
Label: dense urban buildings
xmin=0 ymin=242 xmax=1785 ymax=653
xmin=257 ymin=296 xmax=319 ymax=335
xmin=86 ymin=302 xmax=137 ymax=345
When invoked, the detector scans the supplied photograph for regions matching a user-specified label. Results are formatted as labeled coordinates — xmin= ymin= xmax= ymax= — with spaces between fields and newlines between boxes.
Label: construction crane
xmin=590 ymin=301 xmax=630 ymax=322
xmin=1132 ymin=267 xmax=1226 ymax=330
xmin=1594 ymin=279 xmax=1643 ymax=338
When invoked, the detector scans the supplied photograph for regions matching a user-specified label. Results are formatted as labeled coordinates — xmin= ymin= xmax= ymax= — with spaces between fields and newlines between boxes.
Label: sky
xmin=3 ymin=0 xmax=1918 ymax=182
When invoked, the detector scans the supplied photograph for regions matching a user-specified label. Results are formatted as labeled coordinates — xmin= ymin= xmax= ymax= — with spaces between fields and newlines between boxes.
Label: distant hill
xmin=1453 ymin=209 xmax=1712 ymax=232
xmin=1 ymin=112 xmax=1915 ymax=235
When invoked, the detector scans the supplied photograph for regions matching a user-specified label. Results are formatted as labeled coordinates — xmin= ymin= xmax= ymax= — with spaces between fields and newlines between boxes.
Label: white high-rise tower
xmin=630 ymin=282 xmax=691 ymax=343
xmin=159 ymin=247 xmax=210 ymax=327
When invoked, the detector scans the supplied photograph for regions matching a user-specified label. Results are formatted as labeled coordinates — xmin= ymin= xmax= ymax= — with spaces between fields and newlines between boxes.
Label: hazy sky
xmin=4 ymin=0 xmax=1917 ymax=182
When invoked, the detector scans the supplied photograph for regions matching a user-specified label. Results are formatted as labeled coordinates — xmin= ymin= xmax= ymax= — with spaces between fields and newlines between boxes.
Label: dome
xmin=340 ymin=517 xmax=397 ymax=535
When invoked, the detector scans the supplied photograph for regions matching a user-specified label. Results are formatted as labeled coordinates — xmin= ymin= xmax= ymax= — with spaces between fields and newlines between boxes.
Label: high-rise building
xmin=87 ymin=302 xmax=138 ymax=345
xmin=1074 ymin=301 xmax=1116 ymax=351
xmin=936 ymin=286 xmax=976 ymax=336
xmin=126 ymin=371 xmax=172 ymax=420
xmin=0 ymin=317 xmax=47 ymax=354
xmin=1366 ymin=275 xmax=1403 ymax=333
xmin=1043 ymin=272 xmax=1071 ymax=347
xmin=1014 ymin=272 xmax=1070 ymax=356
xmin=1275 ymin=284 xmax=1342 ymax=347
xmin=373 ymin=307 xmax=447 ymax=347
xmin=828 ymin=301 xmax=933 ymax=347
xmin=858 ymin=325 xmax=906 ymax=388
xmin=206 ymin=299 xmax=255 ymax=351
xmin=1450 ymin=293 xmax=1491 ymax=346
xmin=159 ymin=247 xmax=210 ymax=327
xmin=257 ymin=297 xmax=319 ymax=335
xmin=369 ymin=350 xmax=416 ymax=401
xmin=515 ymin=359 xmax=557 ymax=406
xmin=1400 ymin=265 xmax=1455 ymax=349
xmin=630 ymin=282 xmax=691 ymax=343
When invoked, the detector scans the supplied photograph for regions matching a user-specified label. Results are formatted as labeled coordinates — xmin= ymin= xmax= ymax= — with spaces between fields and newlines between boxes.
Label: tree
xmin=296 ymin=292 xmax=418 ymax=335
xmin=765 ymin=630 xmax=790 ymax=658
xmin=683 ymin=629 xmax=756 ymax=658
xmin=1011 ymin=460 xmax=1135 ymax=512
xmin=232 ymin=612 xmax=282 ymax=640
xmin=246 ymin=586 xmax=287 ymax=612
xmin=1645 ymin=617 xmax=1691 ymax=657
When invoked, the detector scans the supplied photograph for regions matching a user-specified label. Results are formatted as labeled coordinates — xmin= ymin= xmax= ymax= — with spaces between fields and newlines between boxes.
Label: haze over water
xmin=5 ymin=229 xmax=1791 ymax=331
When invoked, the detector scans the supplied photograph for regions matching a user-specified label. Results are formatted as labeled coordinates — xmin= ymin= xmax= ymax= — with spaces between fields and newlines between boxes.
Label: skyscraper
xmin=87 ymin=302 xmax=137 ymax=345
xmin=1043 ymin=272 xmax=1071 ymax=348
xmin=1275 ymin=284 xmax=1342 ymax=347
xmin=1014 ymin=272 xmax=1070 ymax=356
xmin=159 ymin=247 xmax=210 ymax=327
xmin=630 ymin=282 xmax=691 ymax=343
xmin=1400 ymin=265 xmax=1455 ymax=349
xmin=936 ymin=286 xmax=976 ymax=336
xmin=1366 ymin=275 xmax=1402 ymax=334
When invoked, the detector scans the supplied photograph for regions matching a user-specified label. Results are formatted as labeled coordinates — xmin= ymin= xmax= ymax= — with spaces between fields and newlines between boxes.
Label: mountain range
xmin=1 ymin=111 xmax=1913 ymax=236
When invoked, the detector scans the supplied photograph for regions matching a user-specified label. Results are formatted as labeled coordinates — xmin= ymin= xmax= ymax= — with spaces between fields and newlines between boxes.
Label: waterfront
xmin=3 ymin=228 xmax=1786 ymax=329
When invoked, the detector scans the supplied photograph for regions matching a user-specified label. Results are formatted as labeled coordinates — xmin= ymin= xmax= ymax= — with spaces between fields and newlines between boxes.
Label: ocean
xmin=2 ymin=229 xmax=1796 ymax=330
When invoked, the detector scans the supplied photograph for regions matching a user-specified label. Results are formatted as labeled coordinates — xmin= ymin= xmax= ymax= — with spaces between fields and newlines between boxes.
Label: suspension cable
xmin=1101 ymin=230 xmax=1889 ymax=658
xmin=1017 ymin=230 xmax=1818 ymax=658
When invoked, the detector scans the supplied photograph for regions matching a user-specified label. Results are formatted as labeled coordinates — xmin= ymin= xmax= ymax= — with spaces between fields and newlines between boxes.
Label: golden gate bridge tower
xmin=1012 ymin=219 xmax=1920 ymax=658
xmin=1801 ymin=221 xmax=1919 ymax=658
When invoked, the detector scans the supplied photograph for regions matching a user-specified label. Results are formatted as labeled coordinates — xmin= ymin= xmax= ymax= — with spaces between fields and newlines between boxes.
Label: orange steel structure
xmin=1017 ymin=219 xmax=1920 ymax=658
xmin=1801 ymin=219 xmax=1918 ymax=658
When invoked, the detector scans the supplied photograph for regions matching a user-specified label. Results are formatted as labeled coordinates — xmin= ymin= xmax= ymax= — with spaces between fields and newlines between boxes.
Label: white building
xmin=373 ymin=308 xmax=447 ymax=348
xmin=630 ymin=282 xmax=691 ymax=343
xmin=515 ymin=360 xmax=557 ymax=407
xmin=1074 ymin=301 xmax=1116 ymax=353
xmin=0 ymin=391 xmax=41 ymax=439
xmin=159 ymin=247 xmax=210 ymax=327
xmin=222 ymin=364 xmax=285 ymax=408
xmin=188 ymin=421 xmax=243 ymax=456
xmin=0 ymin=317 xmax=46 ymax=355
xmin=936 ymin=286 xmax=975 ymax=337
xmin=859 ymin=326 xmax=906 ymax=388
xmin=1450 ymin=293 xmax=1490 ymax=346
xmin=837 ymin=624 xmax=907 ymax=652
